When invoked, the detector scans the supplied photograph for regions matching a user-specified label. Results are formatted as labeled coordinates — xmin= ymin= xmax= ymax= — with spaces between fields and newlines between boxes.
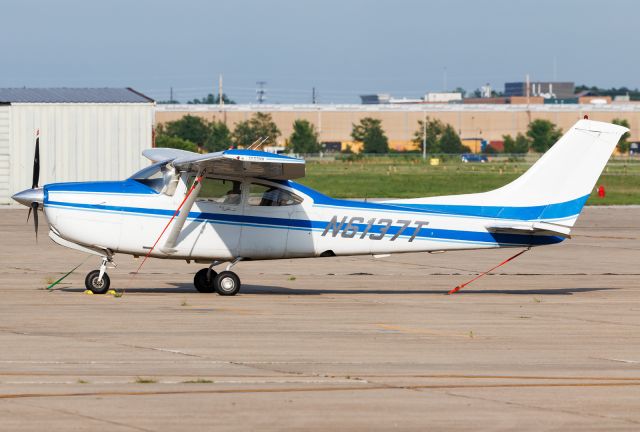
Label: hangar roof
xmin=0 ymin=87 xmax=154 ymax=104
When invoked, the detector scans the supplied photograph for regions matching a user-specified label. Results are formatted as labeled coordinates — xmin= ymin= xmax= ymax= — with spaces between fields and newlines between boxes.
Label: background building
xmin=505 ymin=81 xmax=576 ymax=99
xmin=156 ymin=103 xmax=640 ymax=152
xmin=424 ymin=92 xmax=463 ymax=103
xmin=0 ymin=88 xmax=154 ymax=205
xmin=360 ymin=94 xmax=392 ymax=104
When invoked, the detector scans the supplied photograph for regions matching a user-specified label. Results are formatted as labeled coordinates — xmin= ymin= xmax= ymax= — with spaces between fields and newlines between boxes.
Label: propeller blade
xmin=27 ymin=205 xmax=32 ymax=223
xmin=31 ymin=134 xmax=40 ymax=189
xmin=31 ymin=201 xmax=39 ymax=241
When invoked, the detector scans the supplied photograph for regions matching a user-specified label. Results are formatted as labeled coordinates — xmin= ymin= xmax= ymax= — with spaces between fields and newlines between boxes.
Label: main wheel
xmin=194 ymin=268 xmax=217 ymax=293
xmin=214 ymin=271 xmax=241 ymax=296
xmin=85 ymin=270 xmax=110 ymax=294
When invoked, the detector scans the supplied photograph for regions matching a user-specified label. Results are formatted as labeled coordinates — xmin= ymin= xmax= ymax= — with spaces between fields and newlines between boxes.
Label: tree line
xmin=156 ymin=114 xmax=471 ymax=155
xmin=156 ymin=113 xmax=321 ymax=153
xmin=502 ymin=118 xmax=631 ymax=154
xmin=156 ymin=114 xmax=633 ymax=155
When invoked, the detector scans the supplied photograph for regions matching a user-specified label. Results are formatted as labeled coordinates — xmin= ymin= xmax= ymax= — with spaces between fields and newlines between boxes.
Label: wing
xmin=143 ymin=148 xmax=305 ymax=180
xmin=142 ymin=147 xmax=198 ymax=163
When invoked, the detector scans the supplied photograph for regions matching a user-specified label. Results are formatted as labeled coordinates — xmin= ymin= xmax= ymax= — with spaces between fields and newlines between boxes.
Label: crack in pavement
xmin=1 ymin=399 xmax=156 ymax=432
xmin=3 ymin=381 xmax=640 ymax=400
xmin=0 ymin=326 xmax=311 ymax=379
xmin=432 ymin=388 xmax=640 ymax=426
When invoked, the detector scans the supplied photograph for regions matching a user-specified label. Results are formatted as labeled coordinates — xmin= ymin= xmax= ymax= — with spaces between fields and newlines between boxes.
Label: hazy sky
xmin=1 ymin=0 xmax=638 ymax=103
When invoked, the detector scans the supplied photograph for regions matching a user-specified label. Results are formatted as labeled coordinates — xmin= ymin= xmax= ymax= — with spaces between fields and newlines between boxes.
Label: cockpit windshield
xmin=129 ymin=161 xmax=169 ymax=192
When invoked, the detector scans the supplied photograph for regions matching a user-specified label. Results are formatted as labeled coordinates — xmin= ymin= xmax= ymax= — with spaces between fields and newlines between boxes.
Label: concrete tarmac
xmin=0 ymin=207 xmax=639 ymax=431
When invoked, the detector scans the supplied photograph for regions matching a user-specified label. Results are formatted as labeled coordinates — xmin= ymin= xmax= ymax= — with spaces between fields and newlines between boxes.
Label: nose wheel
xmin=85 ymin=270 xmax=111 ymax=294
xmin=84 ymin=256 xmax=115 ymax=294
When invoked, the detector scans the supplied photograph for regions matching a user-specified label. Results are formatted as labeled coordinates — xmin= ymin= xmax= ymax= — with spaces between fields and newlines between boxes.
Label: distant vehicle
xmin=461 ymin=153 xmax=488 ymax=163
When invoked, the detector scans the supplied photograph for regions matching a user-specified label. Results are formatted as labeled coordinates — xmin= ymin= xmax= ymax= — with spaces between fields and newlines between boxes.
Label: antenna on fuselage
xmin=247 ymin=136 xmax=269 ymax=150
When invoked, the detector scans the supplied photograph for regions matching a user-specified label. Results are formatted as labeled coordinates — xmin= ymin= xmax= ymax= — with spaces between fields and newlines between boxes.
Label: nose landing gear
xmin=194 ymin=258 xmax=242 ymax=296
xmin=85 ymin=256 xmax=115 ymax=294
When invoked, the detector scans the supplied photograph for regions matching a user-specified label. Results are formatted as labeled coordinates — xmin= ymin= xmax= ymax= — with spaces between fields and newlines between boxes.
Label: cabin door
xmin=239 ymin=181 xmax=302 ymax=259
xmin=187 ymin=176 xmax=243 ymax=260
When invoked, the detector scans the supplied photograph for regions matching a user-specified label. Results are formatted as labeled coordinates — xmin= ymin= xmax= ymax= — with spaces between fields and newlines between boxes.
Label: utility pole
xmin=525 ymin=73 xmax=532 ymax=124
xmin=312 ymin=87 xmax=317 ymax=104
xmin=170 ymin=87 xmax=173 ymax=103
xmin=422 ymin=111 xmax=427 ymax=160
xmin=256 ymin=81 xmax=267 ymax=104
xmin=219 ymin=74 xmax=224 ymax=106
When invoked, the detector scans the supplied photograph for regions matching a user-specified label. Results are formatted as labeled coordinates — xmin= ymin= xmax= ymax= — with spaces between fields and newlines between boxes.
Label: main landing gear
xmin=85 ymin=256 xmax=115 ymax=294
xmin=194 ymin=258 xmax=242 ymax=296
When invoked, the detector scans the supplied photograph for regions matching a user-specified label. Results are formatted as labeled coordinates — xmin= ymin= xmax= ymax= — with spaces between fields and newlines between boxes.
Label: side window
xmin=248 ymin=183 xmax=303 ymax=207
xmin=196 ymin=177 xmax=242 ymax=205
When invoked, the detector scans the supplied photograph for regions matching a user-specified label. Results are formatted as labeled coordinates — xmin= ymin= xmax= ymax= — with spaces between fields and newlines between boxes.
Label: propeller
xmin=13 ymin=130 xmax=43 ymax=241
xmin=12 ymin=130 xmax=48 ymax=241
xmin=27 ymin=201 xmax=39 ymax=240
xmin=13 ymin=129 xmax=43 ymax=242
xmin=32 ymin=130 xmax=40 ymax=189
xmin=28 ymin=130 xmax=41 ymax=240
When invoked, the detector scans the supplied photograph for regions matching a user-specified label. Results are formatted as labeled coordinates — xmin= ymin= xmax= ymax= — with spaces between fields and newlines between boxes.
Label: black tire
xmin=84 ymin=270 xmax=110 ymax=294
xmin=214 ymin=271 xmax=241 ymax=296
xmin=194 ymin=268 xmax=217 ymax=293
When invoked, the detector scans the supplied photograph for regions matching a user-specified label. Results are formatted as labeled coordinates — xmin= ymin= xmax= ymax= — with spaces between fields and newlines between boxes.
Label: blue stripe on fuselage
xmin=45 ymin=180 xmax=159 ymax=195
xmin=44 ymin=199 xmax=563 ymax=246
xmin=282 ymin=181 xmax=588 ymax=221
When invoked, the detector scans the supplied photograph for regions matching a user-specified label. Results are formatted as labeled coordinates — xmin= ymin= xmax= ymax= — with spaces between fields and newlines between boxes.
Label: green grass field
xmin=298 ymin=157 xmax=640 ymax=205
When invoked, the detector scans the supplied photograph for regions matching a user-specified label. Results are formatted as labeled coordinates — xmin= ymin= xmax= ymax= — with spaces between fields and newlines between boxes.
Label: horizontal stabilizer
xmin=486 ymin=221 xmax=572 ymax=238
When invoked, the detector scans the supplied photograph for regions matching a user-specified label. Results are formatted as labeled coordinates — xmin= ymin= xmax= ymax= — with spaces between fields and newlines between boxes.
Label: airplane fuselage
xmin=42 ymin=172 xmax=564 ymax=263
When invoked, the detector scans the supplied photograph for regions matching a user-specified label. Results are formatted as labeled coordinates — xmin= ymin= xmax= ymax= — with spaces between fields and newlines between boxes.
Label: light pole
xmin=422 ymin=111 xmax=427 ymax=160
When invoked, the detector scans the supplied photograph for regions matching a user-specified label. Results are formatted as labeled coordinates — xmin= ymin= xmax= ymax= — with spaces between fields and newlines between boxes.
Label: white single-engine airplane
xmin=12 ymin=119 xmax=627 ymax=295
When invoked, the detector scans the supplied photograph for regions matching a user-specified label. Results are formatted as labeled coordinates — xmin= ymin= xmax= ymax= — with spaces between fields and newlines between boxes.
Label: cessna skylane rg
xmin=12 ymin=119 xmax=627 ymax=295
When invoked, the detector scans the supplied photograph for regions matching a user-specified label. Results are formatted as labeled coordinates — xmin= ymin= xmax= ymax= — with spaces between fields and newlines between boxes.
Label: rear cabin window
xmin=197 ymin=178 xmax=242 ymax=205
xmin=247 ymin=183 xmax=303 ymax=206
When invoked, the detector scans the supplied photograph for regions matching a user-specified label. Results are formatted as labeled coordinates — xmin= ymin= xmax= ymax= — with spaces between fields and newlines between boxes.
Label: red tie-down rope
xmin=116 ymin=175 xmax=203 ymax=296
xmin=448 ymin=248 xmax=530 ymax=295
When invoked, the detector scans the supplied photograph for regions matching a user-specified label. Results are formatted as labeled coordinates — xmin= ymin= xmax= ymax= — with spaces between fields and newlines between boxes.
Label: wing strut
xmin=133 ymin=174 xmax=204 ymax=276
xmin=448 ymin=248 xmax=529 ymax=295
xmin=160 ymin=172 xmax=204 ymax=254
